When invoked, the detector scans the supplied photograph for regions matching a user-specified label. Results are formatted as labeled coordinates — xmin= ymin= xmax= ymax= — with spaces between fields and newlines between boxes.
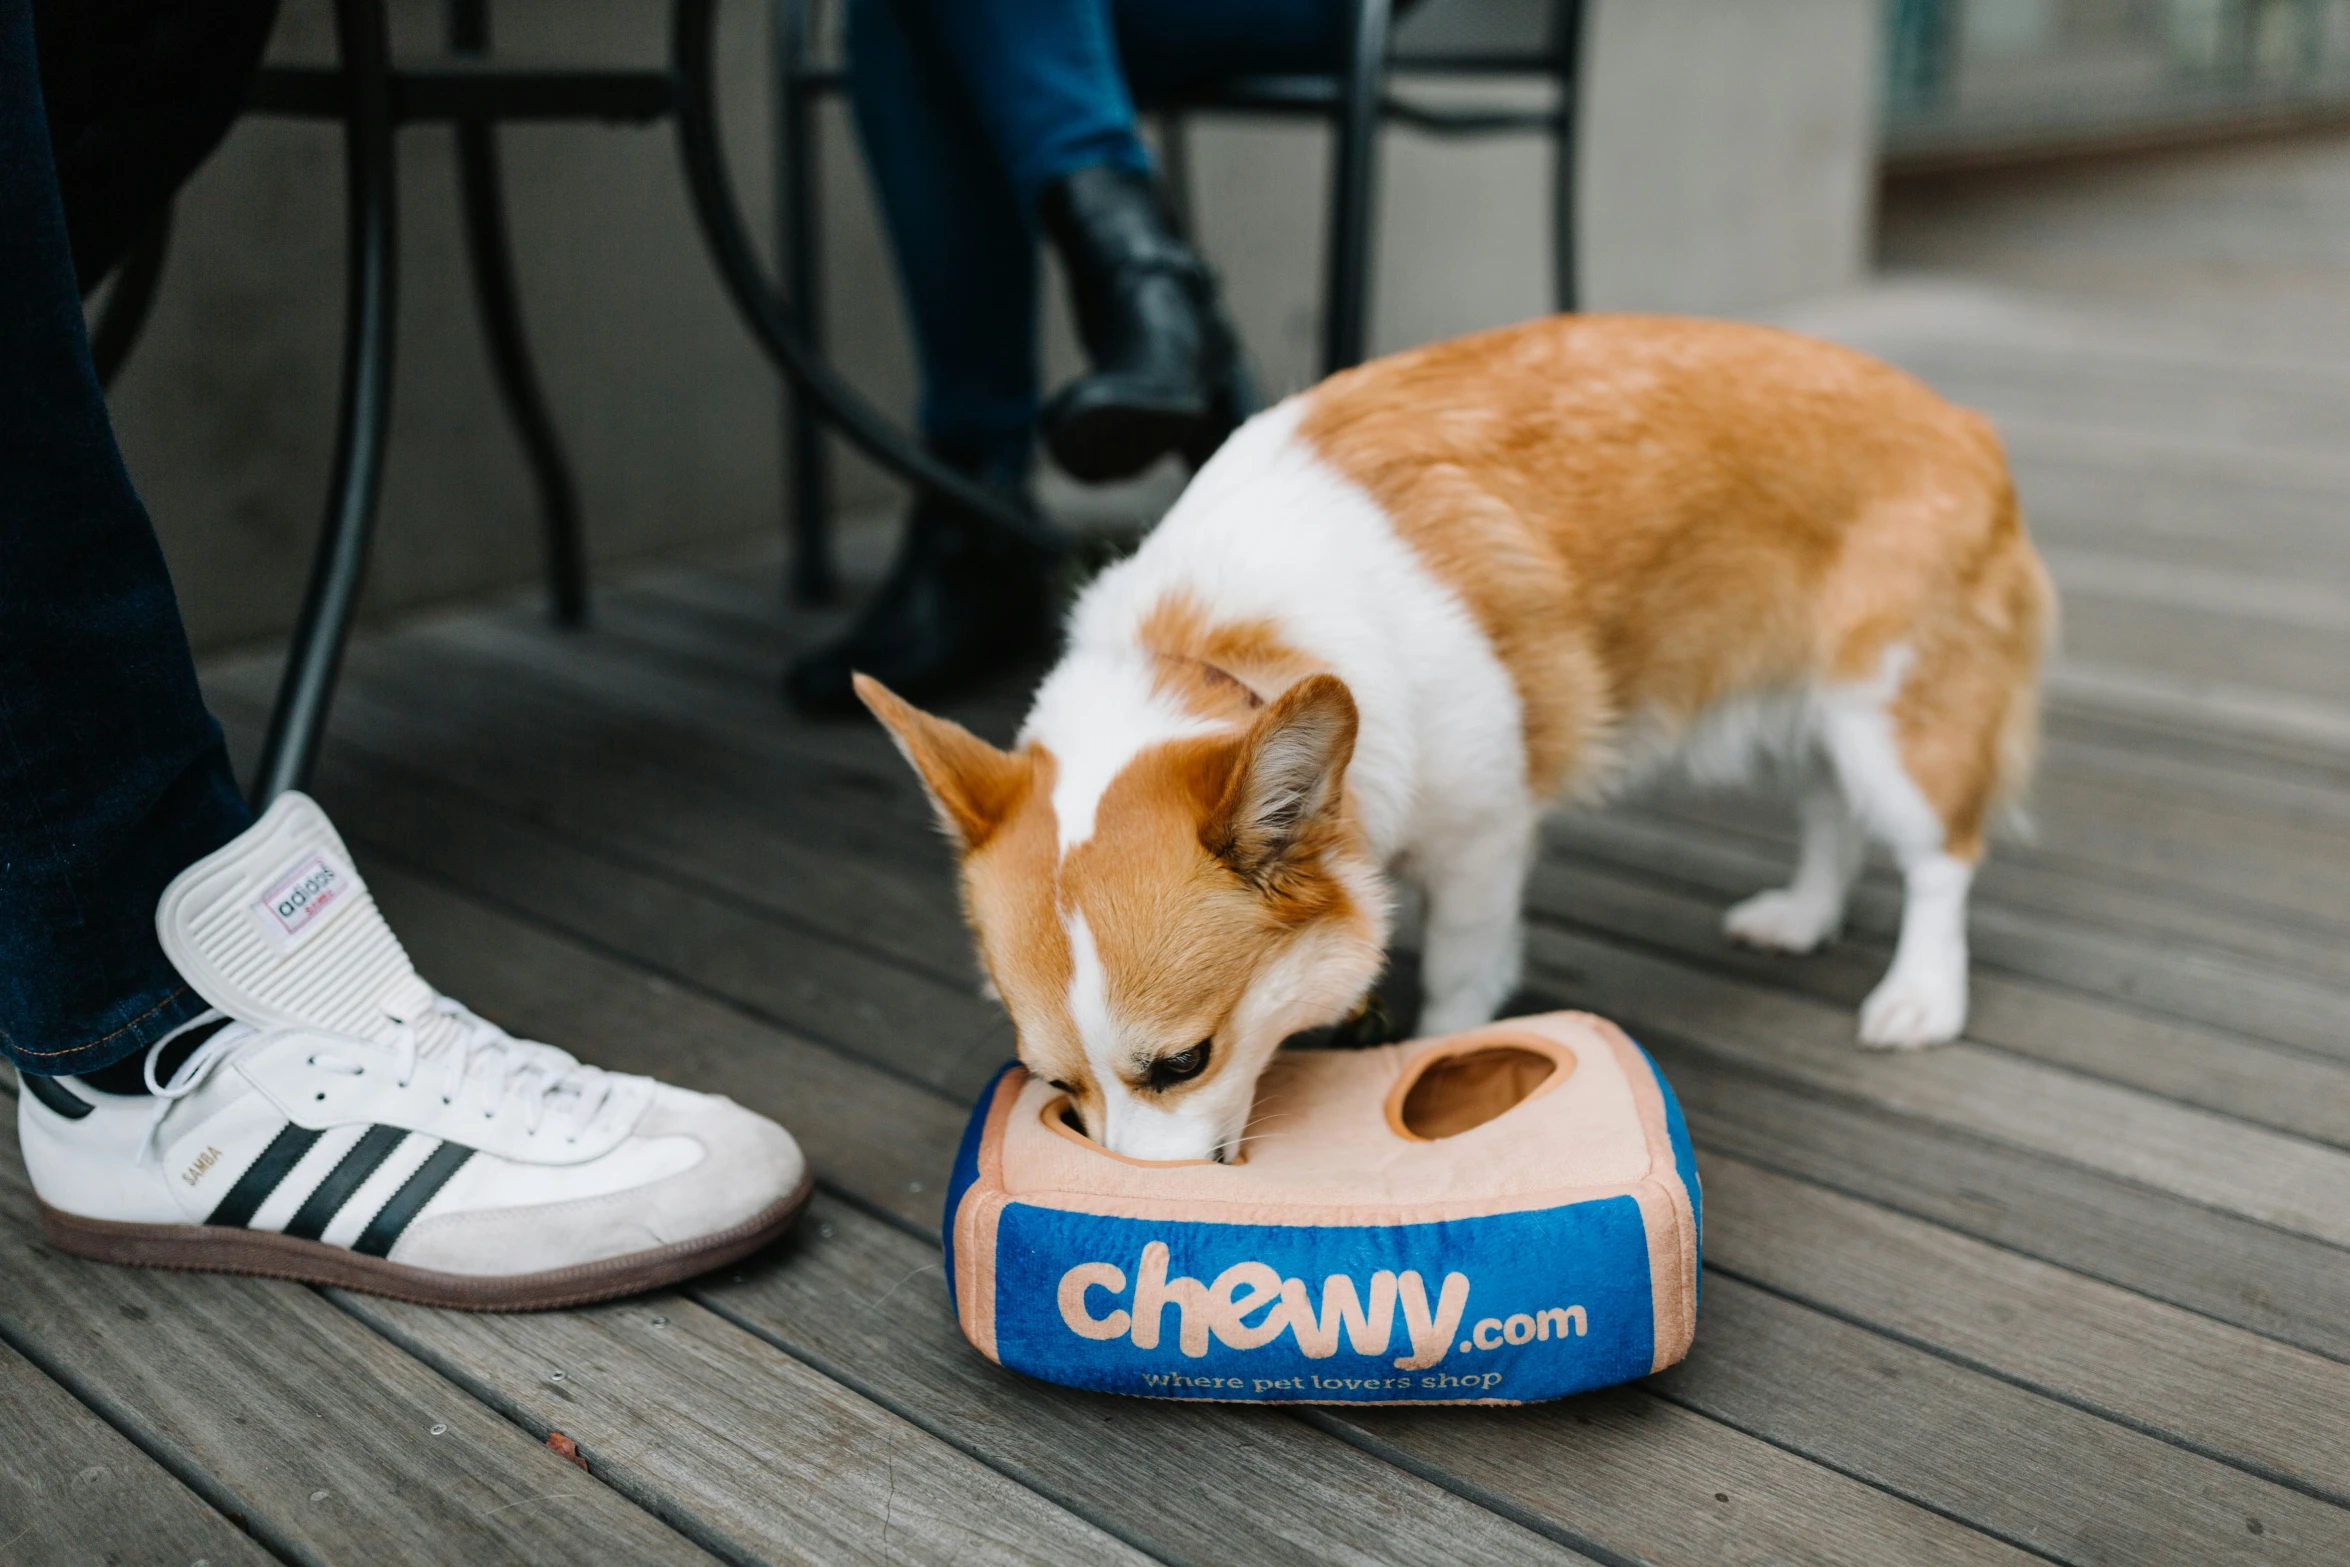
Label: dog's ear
xmin=1205 ymin=673 xmax=1357 ymax=884
xmin=855 ymin=674 xmax=1034 ymax=853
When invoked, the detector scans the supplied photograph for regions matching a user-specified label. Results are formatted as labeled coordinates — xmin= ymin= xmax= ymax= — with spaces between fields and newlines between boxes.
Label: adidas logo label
xmin=254 ymin=852 xmax=352 ymax=950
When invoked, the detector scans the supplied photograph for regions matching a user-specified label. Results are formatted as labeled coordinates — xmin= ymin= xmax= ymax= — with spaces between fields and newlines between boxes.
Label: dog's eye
xmin=1146 ymin=1040 xmax=1213 ymax=1091
xmin=1046 ymin=1078 xmax=1072 ymax=1093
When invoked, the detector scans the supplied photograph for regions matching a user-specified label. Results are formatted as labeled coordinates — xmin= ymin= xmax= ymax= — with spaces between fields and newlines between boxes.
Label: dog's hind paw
xmin=1723 ymin=889 xmax=1842 ymax=954
xmin=1857 ymin=966 xmax=1967 ymax=1049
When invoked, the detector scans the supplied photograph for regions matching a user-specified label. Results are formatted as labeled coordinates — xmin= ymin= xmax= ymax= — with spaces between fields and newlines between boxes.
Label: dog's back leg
xmin=1818 ymin=656 xmax=1978 ymax=1050
xmin=1723 ymin=760 xmax=1865 ymax=955
xmin=1858 ymin=842 xmax=1976 ymax=1051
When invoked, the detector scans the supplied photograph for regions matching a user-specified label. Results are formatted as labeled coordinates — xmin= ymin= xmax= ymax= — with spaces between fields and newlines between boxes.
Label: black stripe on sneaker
xmin=206 ymin=1123 xmax=325 ymax=1228
xmin=352 ymin=1140 xmax=473 ymax=1257
xmin=281 ymin=1125 xmax=410 ymax=1242
xmin=23 ymin=1073 xmax=93 ymax=1120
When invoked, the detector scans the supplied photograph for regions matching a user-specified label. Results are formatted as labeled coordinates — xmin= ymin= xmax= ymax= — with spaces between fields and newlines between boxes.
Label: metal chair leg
xmin=252 ymin=0 xmax=399 ymax=807
xmin=1322 ymin=0 xmax=1392 ymax=375
xmin=1550 ymin=0 xmax=1585 ymax=313
xmin=90 ymin=205 xmax=173 ymax=390
xmin=777 ymin=0 xmax=835 ymax=604
xmin=450 ymin=0 xmax=588 ymax=628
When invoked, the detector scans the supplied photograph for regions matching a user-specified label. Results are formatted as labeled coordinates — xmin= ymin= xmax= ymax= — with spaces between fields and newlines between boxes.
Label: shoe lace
xmin=379 ymin=995 xmax=616 ymax=1141
xmin=134 ymin=997 xmax=619 ymax=1165
xmin=137 ymin=1009 xmax=258 ymax=1164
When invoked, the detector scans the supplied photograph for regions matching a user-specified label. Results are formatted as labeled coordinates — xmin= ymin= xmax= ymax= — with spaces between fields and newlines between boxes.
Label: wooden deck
xmin=10 ymin=162 xmax=2350 ymax=1565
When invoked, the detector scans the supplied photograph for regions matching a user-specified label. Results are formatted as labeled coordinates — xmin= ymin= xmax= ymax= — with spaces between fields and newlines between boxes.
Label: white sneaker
xmin=17 ymin=793 xmax=810 ymax=1310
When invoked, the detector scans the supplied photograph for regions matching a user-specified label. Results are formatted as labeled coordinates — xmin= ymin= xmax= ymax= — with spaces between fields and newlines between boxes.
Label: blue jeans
xmin=847 ymin=0 xmax=1357 ymax=472
xmin=1 ymin=0 xmax=258 ymax=1077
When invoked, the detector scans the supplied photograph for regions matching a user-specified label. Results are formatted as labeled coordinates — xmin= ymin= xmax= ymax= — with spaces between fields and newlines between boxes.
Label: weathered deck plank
xmin=1654 ymin=1276 xmax=2349 ymax=1566
xmin=1648 ymin=761 xmax=2350 ymax=948
xmin=2007 ymin=438 xmax=2350 ymax=570
xmin=1618 ymin=747 xmax=2350 ymax=951
xmin=0 ymin=1117 xmax=714 ymax=1567
xmin=1582 ymin=770 xmax=2350 ymax=993
xmin=339 ymin=1288 xmax=1150 ymax=1567
xmin=1546 ymin=809 xmax=2350 ymax=1063
xmin=2 ymin=882 xmax=1150 ymax=1567
xmin=1703 ymin=1156 xmax=2350 ymax=1503
xmin=1659 ymin=1043 xmax=2350 ymax=1363
xmin=1526 ymin=856 xmax=2350 ymax=1147
xmin=1326 ymin=1394 xmax=2035 ymax=1567
xmin=0 ymin=1337 xmax=272 ymax=1567
xmin=701 ymin=1195 xmax=1602 ymax=1567
xmin=1519 ymin=921 xmax=2350 ymax=1246
xmin=1886 ymin=339 xmax=2350 ymax=458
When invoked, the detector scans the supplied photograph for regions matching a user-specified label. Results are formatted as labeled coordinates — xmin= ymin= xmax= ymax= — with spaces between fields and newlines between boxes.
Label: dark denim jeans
xmin=1 ymin=0 xmax=262 ymax=1077
xmin=846 ymin=0 xmax=1360 ymax=472
xmin=34 ymin=0 xmax=282 ymax=290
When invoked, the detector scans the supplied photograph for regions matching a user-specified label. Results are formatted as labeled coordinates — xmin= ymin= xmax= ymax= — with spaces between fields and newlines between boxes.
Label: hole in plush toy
xmin=1059 ymin=1102 xmax=1087 ymax=1137
xmin=1395 ymin=1045 xmax=1559 ymax=1140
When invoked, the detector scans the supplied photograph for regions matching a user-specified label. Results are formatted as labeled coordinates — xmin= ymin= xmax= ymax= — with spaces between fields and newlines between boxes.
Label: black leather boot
xmin=1037 ymin=163 xmax=1247 ymax=483
xmin=783 ymin=452 xmax=1056 ymax=718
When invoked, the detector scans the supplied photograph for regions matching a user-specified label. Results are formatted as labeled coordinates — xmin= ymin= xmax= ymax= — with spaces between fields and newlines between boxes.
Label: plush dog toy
xmin=942 ymin=1012 xmax=1699 ymax=1405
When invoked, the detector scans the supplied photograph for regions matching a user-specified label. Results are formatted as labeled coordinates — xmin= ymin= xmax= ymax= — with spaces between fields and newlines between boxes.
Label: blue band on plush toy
xmin=991 ymin=1195 xmax=1658 ymax=1402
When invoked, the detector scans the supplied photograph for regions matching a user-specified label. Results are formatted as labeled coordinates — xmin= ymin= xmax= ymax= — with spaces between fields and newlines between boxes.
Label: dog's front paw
xmin=1723 ymin=888 xmax=1842 ymax=954
xmin=1857 ymin=964 xmax=1967 ymax=1049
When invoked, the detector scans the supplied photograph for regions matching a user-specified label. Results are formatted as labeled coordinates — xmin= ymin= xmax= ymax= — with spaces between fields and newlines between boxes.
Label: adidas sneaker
xmin=17 ymin=792 xmax=811 ymax=1309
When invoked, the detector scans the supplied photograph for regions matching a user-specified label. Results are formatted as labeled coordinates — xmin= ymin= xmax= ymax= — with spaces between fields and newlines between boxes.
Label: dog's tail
xmin=1985 ymin=479 xmax=2058 ymax=842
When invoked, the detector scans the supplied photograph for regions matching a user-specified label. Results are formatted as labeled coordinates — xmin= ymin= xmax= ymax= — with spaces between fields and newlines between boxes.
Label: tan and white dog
xmin=860 ymin=315 xmax=2053 ymax=1163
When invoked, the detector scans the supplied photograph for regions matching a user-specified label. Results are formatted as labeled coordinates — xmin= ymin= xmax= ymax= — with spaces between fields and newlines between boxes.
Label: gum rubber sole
xmin=36 ymin=1173 xmax=814 ymax=1311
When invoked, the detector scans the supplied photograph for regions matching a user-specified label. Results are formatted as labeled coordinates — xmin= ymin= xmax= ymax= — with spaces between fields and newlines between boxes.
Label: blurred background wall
xmin=103 ymin=0 xmax=1884 ymax=653
xmin=1886 ymin=0 xmax=2350 ymax=161
xmin=102 ymin=0 xmax=2350 ymax=655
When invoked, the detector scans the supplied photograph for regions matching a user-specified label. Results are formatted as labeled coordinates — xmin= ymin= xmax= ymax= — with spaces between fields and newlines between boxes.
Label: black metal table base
xmin=253 ymin=0 xmax=398 ymax=806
